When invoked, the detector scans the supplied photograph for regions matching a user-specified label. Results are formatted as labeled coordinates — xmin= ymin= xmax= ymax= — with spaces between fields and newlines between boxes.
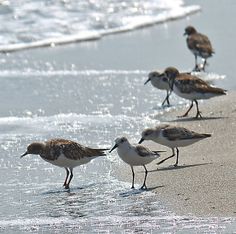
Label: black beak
xmin=183 ymin=32 xmax=187 ymax=36
xmin=20 ymin=151 xmax=28 ymax=158
xmin=138 ymin=138 xmax=144 ymax=144
xmin=109 ymin=144 xmax=118 ymax=153
xmin=144 ymin=78 xmax=151 ymax=85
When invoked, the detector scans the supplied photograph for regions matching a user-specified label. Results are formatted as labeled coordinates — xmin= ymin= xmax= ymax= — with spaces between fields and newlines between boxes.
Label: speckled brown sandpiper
xmin=21 ymin=138 xmax=108 ymax=189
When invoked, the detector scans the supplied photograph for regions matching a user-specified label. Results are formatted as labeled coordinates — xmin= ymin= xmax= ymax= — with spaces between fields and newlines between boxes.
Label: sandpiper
xmin=109 ymin=137 xmax=161 ymax=190
xmin=184 ymin=26 xmax=214 ymax=71
xmin=163 ymin=66 xmax=226 ymax=118
xmin=21 ymin=138 xmax=108 ymax=189
xmin=144 ymin=71 xmax=171 ymax=106
xmin=139 ymin=124 xmax=211 ymax=167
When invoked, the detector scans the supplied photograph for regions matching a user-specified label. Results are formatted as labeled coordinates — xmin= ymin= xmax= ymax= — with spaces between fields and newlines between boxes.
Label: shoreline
xmin=113 ymin=91 xmax=236 ymax=217
xmin=1 ymin=0 xmax=235 ymax=221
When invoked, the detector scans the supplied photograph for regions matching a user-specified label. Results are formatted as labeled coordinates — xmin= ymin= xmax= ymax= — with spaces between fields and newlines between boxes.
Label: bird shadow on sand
xmin=149 ymin=162 xmax=212 ymax=172
xmin=41 ymin=183 xmax=96 ymax=195
xmin=119 ymin=185 xmax=164 ymax=198
xmin=168 ymin=116 xmax=227 ymax=122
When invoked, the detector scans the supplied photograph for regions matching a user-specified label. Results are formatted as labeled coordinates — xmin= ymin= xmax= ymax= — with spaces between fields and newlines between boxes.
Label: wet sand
xmin=114 ymin=92 xmax=236 ymax=217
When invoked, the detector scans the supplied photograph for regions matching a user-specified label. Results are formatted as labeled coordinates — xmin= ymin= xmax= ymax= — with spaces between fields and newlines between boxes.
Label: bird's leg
xmin=174 ymin=148 xmax=179 ymax=167
xmin=195 ymin=100 xmax=202 ymax=118
xmin=162 ymin=90 xmax=170 ymax=106
xmin=193 ymin=54 xmax=199 ymax=71
xmin=157 ymin=148 xmax=175 ymax=166
xmin=178 ymin=101 xmax=194 ymax=118
xmin=202 ymin=59 xmax=207 ymax=72
xmin=63 ymin=168 xmax=70 ymax=187
xmin=166 ymin=92 xmax=170 ymax=106
xmin=140 ymin=165 xmax=148 ymax=190
xmin=65 ymin=168 xmax=73 ymax=189
xmin=131 ymin=166 xmax=135 ymax=189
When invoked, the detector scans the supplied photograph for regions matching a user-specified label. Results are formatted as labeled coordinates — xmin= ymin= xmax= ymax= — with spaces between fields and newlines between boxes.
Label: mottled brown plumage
xmin=41 ymin=138 xmax=107 ymax=161
xmin=164 ymin=67 xmax=226 ymax=118
xmin=21 ymin=138 xmax=108 ymax=189
xmin=184 ymin=26 xmax=214 ymax=71
xmin=173 ymin=72 xmax=225 ymax=95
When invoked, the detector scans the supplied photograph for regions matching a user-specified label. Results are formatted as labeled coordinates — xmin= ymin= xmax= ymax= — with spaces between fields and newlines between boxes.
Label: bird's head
xmin=184 ymin=26 xmax=197 ymax=36
xmin=109 ymin=137 xmax=129 ymax=153
xmin=138 ymin=128 xmax=156 ymax=144
xmin=163 ymin=67 xmax=179 ymax=90
xmin=21 ymin=142 xmax=45 ymax=158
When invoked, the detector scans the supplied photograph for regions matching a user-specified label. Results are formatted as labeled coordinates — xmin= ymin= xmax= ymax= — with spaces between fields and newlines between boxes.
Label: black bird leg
xmin=140 ymin=165 xmax=148 ymax=190
xmin=131 ymin=166 xmax=135 ymax=189
xmin=157 ymin=148 xmax=176 ymax=166
xmin=65 ymin=168 xmax=73 ymax=189
xmin=174 ymin=148 xmax=179 ymax=167
xmin=194 ymin=100 xmax=202 ymax=118
xmin=193 ymin=54 xmax=200 ymax=71
xmin=178 ymin=101 xmax=194 ymax=117
xmin=63 ymin=168 xmax=70 ymax=187
xmin=162 ymin=90 xmax=170 ymax=106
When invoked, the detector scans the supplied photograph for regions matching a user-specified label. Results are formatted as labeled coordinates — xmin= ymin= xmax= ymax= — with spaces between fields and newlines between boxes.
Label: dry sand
xmin=114 ymin=92 xmax=236 ymax=217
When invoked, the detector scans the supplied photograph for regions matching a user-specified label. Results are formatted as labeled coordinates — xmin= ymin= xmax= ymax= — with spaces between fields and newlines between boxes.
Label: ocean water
xmin=0 ymin=0 xmax=200 ymax=52
xmin=0 ymin=0 xmax=235 ymax=233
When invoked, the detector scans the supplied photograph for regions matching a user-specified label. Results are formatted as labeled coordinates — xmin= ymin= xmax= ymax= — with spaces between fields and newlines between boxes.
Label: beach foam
xmin=0 ymin=0 xmax=200 ymax=52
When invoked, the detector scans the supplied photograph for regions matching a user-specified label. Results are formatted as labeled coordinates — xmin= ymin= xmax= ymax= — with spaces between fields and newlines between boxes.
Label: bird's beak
xmin=144 ymin=77 xmax=151 ymax=85
xmin=138 ymin=138 xmax=144 ymax=144
xmin=109 ymin=144 xmax=118 ymax=153
xmin=183 ymin=32 xmax=187 ymax=36
xmin=20 ymin=151 xmax=28 ymax=158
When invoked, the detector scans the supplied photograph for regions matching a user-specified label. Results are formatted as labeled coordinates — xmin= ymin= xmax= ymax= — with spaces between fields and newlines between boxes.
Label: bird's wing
xmin=163 ymin=127 xmax=203 ymax=141
xmin=189 ymin=33 xmax=214 ymax=54
xmin=135 ymin=145 xmax=159 ymax=157
xmin=175 ymin=74 xmax=225 ymax=94
xmin=46 ymin=139 xmax=107 ymax=160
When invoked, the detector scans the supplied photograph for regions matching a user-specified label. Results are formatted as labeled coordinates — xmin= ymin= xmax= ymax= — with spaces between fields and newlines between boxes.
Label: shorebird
xmin=21 ymin=138 xmax=108 ymax=189
xmin=184 ymin=26 xmax=214 ymax=71
xmin=144 ymin=71 xmax=171 ymax=106
xmin=162 ymin=66 xmax=226 ymax=118
xmin=109 ymin=137 xmax=161 ymax=190
xmin=139 ymin=124 xmax=211 ymax=167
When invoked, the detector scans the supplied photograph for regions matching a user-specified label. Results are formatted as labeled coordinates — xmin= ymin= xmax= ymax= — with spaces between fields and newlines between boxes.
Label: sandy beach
xmin=114 ymin=91 xmax=236 ymax=217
